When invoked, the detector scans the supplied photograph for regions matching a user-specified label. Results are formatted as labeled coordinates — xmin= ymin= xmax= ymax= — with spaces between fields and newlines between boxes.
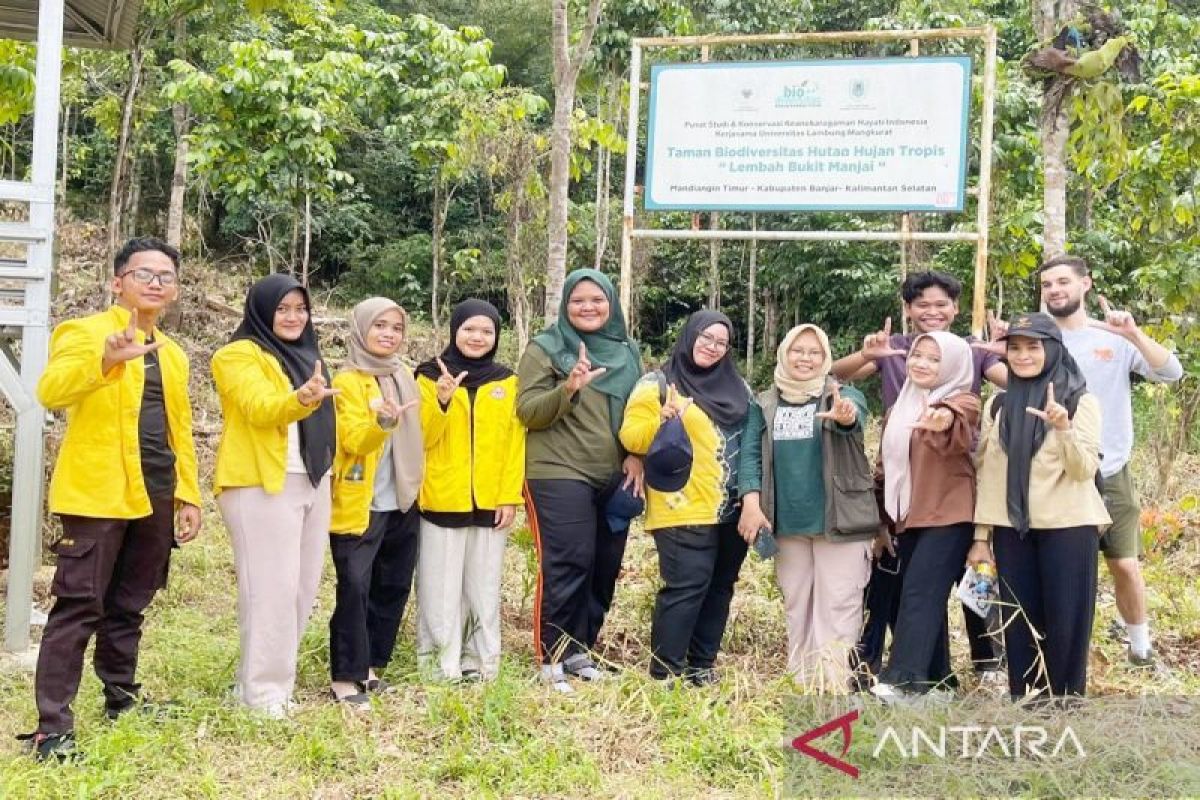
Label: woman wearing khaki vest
xmin=738 ymin=324 xmax=878 ymax=692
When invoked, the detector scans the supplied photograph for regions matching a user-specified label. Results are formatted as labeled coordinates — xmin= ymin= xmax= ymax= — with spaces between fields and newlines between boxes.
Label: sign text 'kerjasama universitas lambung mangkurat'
xmin=644 ymin=57 xmax=972 ymax=213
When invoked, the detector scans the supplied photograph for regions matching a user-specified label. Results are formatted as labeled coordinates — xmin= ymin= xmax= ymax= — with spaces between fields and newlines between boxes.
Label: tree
xmin=546 ymin=0 xmax=605 ymax=326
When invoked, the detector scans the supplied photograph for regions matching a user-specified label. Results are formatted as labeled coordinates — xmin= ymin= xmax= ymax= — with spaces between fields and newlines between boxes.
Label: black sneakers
xmin=17 ymin=731 xmax=78 ymax=762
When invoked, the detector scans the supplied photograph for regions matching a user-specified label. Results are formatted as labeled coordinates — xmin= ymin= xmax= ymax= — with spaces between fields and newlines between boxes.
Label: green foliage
xmin=0 ymin=41 xmax=34 ymax=126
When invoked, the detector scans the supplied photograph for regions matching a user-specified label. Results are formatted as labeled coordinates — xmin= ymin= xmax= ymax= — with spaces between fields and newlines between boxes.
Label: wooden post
xmin=898 ymin=37 xmax=920 ymax=335
xmin=618 ymin=44 xmax=643 ymax=319
xmin=972 ymin=26 xmax=998 ymax=337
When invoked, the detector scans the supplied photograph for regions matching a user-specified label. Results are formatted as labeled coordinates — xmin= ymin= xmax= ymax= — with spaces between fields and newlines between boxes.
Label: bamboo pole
xmin=631 ymin=229 xmax=980 ymax=242
xmin=618 ymin=43 xmax=643 ymax=319
xmin=634 ymin=28 xmax=989 ymax=48
xmin=972 ymin=25 xmax=998 ymax=337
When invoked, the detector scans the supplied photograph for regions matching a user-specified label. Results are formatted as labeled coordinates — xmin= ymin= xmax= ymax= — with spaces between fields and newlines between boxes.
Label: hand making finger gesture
xmin=102 ymin=308 xmax=163 ymax=373
xmin=297 ymin=360 xmax=339 ymax=406
xmin=659 ymin=383 xmax=693 ymax=422
xmin=910 ymin=398 xmax=954 ymax=433
xmin=435 ymin=356 xmax=468 ymax=404
xmin=816 ymin=384 xmax=857 ymax=426
xmin=372 ymin=396 xmax=418 ymax=428
xmin=859 ymin=316 xmax=906 ymax=362
xmin=1025 ymin=383 xmax=1070 ymax=431
xmin=1089 ymin=295 xmax=1139 ymax=339
xmin=564 ymin=342 xmax=607 ymax=396
xmin=971 ymin=309 xmax=1008 ymax=357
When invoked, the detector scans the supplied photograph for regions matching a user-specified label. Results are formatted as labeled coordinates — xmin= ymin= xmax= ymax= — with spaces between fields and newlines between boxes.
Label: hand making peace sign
xmin=659 ymin=383 xmax=693 ymax=422
xmin=859 ymin=317 xmax=907 ymax=362
xmin=435 ymin=357 xmax=468 ymax=404
xmin=1025 ymin=383 xmax=1070 ymax=431
xmin=296 ymin=360 xmax=339 ymax=406
xmin=102 ymin=308 xmax=163 ymax=373
xmin=564 ymin=342 xmax=607 ymax=396
xmin=816 ymin=384 xmax=857 ymax=427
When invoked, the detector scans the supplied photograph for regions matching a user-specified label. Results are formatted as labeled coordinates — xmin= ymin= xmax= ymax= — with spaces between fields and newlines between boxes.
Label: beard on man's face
xmin=1045 ymin=295 xmax=1082 ymax=318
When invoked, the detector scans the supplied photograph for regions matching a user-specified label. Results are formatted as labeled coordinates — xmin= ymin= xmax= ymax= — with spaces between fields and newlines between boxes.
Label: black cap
xmin=644 ymin=416 xmax=693 ymax=493
xmin=1002 ymin=311 xmax=1062 ymax=343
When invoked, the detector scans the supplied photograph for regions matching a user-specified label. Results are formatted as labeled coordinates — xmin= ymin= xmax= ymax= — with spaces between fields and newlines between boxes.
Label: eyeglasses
xmin=118 ymin=268 xmax=177 ymax=287
xmin=697 ymin=332 xmax=730 ymax=352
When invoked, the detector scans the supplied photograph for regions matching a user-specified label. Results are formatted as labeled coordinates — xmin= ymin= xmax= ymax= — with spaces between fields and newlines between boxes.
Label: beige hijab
xmin=347 ymin=298 xmax=423 ymax=511
xmin=774 ymin=324 xmax=832 ymax=403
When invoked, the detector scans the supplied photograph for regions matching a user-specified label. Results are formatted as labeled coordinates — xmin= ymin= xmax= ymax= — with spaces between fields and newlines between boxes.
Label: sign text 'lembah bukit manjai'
xmin=645 ymin=57 xmax=972 ymax=213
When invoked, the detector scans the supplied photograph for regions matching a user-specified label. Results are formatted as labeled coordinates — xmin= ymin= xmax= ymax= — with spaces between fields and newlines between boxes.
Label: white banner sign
xmin=644 ymin=58 xmax=972 ymax=212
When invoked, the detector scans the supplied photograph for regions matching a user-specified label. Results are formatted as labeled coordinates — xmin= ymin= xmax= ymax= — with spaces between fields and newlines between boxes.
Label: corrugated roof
xmin=0 ymin=0 xmax=143 ymax=49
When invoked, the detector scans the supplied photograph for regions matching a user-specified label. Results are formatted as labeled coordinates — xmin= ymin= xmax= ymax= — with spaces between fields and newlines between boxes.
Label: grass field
xmin=1 ymin=511 xmax=1198 ymax=798
xmin=1 ymin=239 xmax=1198 ymax=797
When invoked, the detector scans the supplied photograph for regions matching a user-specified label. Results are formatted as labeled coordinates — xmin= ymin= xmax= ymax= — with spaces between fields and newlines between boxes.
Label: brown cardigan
xmin=876 ymin=392 xmax=981 ymax=533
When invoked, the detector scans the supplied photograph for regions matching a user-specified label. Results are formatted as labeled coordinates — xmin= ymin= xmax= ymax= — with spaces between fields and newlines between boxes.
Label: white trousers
xmin=219 ymin=473 xmax=330 ymax=709
xmin=417 ymin=520 xmax=508 ymax=680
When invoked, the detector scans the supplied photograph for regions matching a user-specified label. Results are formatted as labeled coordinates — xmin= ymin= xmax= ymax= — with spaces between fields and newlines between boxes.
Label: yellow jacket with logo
xmin=417 ymin=374 xmax=525 ymax=513
xmin=211 ymin=339 xmax=325 ymax=494
xmin=619 ymin=374 xmax=753 ymax=532
xmin=329 ymin=369 xmax=405 ymax=534
xmin=37 ymin=305 xmax=201 ymax=518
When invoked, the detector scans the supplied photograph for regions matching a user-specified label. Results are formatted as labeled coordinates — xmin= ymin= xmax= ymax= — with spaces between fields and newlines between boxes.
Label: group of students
xmin=20 ymin=237 xmax=1181 ymax=760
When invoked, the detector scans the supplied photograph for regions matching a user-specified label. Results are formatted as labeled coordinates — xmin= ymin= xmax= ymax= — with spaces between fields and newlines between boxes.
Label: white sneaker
xmin=540 ymin=663 xmax=574 ymax=694
xmin=563 ymin=654 xmax=603 ymax=682
xmin=869 ymin=682 xmax=914 ymax=706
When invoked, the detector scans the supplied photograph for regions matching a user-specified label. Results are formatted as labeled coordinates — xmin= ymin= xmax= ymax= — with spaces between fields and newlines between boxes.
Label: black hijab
xmin=663 ymin=310 xmax=749 ymax=428
xmin=230 ymin=274 xmax=335 ymax=486
xmin=998 ymin=325 xmax=1089 ymax=535
xmin=415 ymin=299 xmax=513 ymax=389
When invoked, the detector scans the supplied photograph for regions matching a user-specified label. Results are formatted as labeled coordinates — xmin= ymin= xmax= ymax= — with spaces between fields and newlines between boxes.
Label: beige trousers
xmin=417 ymin=521 xmax=508 ymax=681
xmin=774 ymin=535 xmax=872 ymax=693
xmin=219 ymin=473 xmax=331 ymax=710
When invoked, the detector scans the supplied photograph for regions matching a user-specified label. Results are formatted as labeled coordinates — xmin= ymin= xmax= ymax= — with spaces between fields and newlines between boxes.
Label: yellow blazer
xmin=211 ymin=339 xmax=325 ymax=494
xmin=417 ymin=374 xmax=525 ymax=513
xmin=38 ymin=305 xmax=200 ymax=518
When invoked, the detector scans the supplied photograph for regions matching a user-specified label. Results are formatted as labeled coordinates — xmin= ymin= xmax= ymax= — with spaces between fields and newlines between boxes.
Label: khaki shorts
xmin=1099 ymin=464 xmax=1142 ymax=559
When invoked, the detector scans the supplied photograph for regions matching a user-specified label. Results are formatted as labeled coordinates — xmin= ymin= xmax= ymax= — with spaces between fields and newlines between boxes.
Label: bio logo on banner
xmin=775 ymin=81 xmax=821 ymax=108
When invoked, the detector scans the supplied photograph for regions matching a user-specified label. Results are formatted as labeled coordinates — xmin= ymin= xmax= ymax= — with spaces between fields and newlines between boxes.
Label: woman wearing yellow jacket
xmin=414 ymin=299 xmax=524 ymax=681
xmin=327 ymin=298 xmax=423 ymax=706
xmin=620 ymin=310 xmax=757 ymax=685
xmin=212 ymin=274 xmax=337 ymax=718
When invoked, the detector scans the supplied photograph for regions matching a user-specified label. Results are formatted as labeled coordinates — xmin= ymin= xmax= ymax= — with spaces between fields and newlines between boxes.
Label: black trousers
xmin=649 ymin=522 xmax=748 ymax=678
xmin=880 ymin=523 xmax=982 ymax=691
xmin=525 ymin=477 xmax=628 ymax=664
xmin=35 ymin=497 xmax=176 ymax=733
xmin=328 ymin=505 xmax=420 ymax=681
xmin=993 ymin=525 xmax=1098 ymax=698
xmin=857 ymin=532 xmax=999 ymax=676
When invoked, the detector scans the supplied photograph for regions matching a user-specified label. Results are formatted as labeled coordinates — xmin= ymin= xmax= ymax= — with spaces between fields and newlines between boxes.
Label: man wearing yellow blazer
xmin=22 ymin=238 xmax=201 ymax=761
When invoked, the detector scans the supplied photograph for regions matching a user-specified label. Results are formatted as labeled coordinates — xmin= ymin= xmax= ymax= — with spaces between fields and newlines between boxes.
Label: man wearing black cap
xmin=1039 ymin=255 xmax=1182 ymax=667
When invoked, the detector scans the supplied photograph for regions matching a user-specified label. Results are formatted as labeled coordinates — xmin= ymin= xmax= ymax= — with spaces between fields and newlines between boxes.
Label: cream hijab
xmin=881 ymin=331 xmax=974 ymax=524
xmin=774 ymin=324 xmax=832 ymax=403
xmin=347 ymin=298 xmax=423 ymax=512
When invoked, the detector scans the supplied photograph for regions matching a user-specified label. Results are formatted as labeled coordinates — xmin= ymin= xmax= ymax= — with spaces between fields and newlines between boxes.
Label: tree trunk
xmin=301 ymin=191 xmax=312 ymax=287
xmin=707 ymin=212 xmax=721 ymax=309
xmin=166 ymin=16 xmax=189 ymax=250
xmin=58 ymin=104 xmax=70 ymax=204
xmin=431 ymin=179 xmax=445 ymax=337
xmin=107 ymin=44 xmax=145 ymax=267
xmin=546 ymin=0 xmax=605 ymax=326
xmin=746 ymin=214 xmax=757 ymax=375
xmin=762 ymin=288 xmax=777 ymax=360
xmin=1036 ymin=0 xmax=1076 ymax=260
